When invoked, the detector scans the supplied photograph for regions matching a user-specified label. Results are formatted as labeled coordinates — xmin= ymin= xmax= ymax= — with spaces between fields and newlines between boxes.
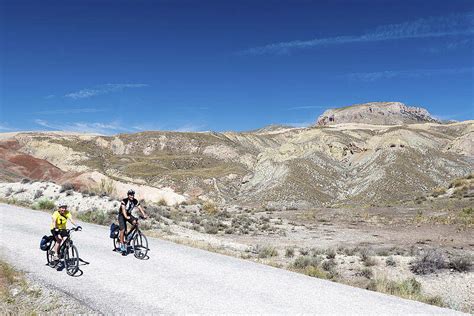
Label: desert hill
xmin=0 ymin=102 xmax=472 ymax=207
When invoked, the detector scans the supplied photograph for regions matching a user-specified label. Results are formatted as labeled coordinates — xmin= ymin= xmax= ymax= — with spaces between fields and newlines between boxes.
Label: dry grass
xmin=203 ymin=201 xmax=218 ymax=215
xmin=367 ymin=278 xmax=444 ymax=307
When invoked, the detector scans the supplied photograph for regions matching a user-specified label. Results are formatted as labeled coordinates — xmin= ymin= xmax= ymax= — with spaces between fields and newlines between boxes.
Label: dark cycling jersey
xmin=119 ymin=198 xmax=140 ymax=215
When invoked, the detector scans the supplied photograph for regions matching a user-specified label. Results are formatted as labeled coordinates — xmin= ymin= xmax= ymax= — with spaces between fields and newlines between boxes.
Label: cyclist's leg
xmin=118 ymin=213 xmax=127 ymax=244
xmin=51 ymin=229 xmax=62 ymax=255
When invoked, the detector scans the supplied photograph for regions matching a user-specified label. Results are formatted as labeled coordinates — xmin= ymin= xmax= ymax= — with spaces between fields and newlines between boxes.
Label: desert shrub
xmin=33 ymin=190 xmax=43 ymax=200
xmin=293 ymin=255 xmax=321 ymax=269
xmin=431 ymin=187 xmax=446 ymax=197
xmin=257 ymin=245 xmax=278 ymax=258
xmin=410 ymin=250 xmax=446 ymax=275
xmin=21 ymin=178 xmax=31 ymax=184
xmin=415 ymin=196 xmax=427 ymax=204
xmin=204 ymin=220 xmax=219 ymax=234
xmin=449 ymin=178 xmax=468 ymax=189
xmin=157 ymin=198 xmax=167 ymax=206
xmin=321 ymin=259 xmax=337 ymax=271
xmin=386 ymin=256 xmax=397 ymax=267
xmin=448 ymin=256 xmax=472 ymax=272
xmin=203 ymin=201 xmax=218 ymax=215
xmin=326 ymin=248 xmax=336 ymax=259
xmin=60 ymin=183 xmax=75 ymax=193
xmin=76 ymin=209 xmax=114 ymax=226
xmin=363 ymin=256 xmax=377 ymax=267
xmin=285 ymin=247 xmax=295 ymax=258
xmin=224 ymin=227 xmax=235 ymax=234
xmin=376 ymin=248 xmax=390 ymax=256
xmin=15 ymin=188 xmax=26 ymax=194
xmin=359 ymin=248 xmax=377 ymax=266
xmin=304 ymin=266 xmax=330 ymax=279
xmin=299 ymin=248 xmax=310 ymax=256
xmin=359 ymin=267 xmax=373 ymax=279
xmin=367 ymin=278 xmax=444 ymax=307
xmin=5 ymin=187 xmax=13 ymax=197
xmin=343 ymin=247 xmax=359 ymax=256
xmin=36 ymin=198 xmax=56 ymax=210
xmin=95 ymin=179 xmax=116 ymax=197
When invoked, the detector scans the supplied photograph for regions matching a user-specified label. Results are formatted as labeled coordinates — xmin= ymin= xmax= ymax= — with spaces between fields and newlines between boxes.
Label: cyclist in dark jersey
xmin=118 ymin=189 xmax=147 ymax=255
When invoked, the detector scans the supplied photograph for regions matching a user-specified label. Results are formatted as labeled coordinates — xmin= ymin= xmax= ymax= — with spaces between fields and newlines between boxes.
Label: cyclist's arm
xmin=52 ymin=216 xmax=58 ymax=230
xmin=69 ymin=216 xmax=78 ymax=227
xmin=137 ymin=204 xmax=147 ymax=218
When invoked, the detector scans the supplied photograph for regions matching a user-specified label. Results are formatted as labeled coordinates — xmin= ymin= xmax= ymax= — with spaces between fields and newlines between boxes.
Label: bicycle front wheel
xmin=132 ymin=231 xmax=148 ymax=259
xmin=64 ymin=244 xmax=80 ymax=276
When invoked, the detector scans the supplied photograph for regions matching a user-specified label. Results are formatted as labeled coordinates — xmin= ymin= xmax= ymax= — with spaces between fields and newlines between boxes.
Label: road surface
xmin=0 ymin=204 xmax=462 ymax=314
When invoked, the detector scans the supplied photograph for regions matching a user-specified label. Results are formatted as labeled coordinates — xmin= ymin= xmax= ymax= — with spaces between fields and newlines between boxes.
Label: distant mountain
xmin=0 ymin=103 xmax=472 ymax=208
xmin=247 ymin=124 xmax=296 ymax=133
xmin=317 ymin=102 xmax=440 ymax=126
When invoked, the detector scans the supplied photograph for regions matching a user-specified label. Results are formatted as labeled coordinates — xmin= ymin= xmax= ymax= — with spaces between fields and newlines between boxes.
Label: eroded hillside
xmin=0 ymin=118 xmax=472 ymax=207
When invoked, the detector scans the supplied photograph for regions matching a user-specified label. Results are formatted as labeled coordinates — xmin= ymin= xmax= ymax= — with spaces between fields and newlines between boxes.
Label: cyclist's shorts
xmin=51 ymin=229 xmax=68 ymax=239
xmin=118 ymin=213 xmax=137 ymax=230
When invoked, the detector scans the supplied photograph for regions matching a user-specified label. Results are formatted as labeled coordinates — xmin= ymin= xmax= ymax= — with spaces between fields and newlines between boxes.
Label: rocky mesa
xmin=317 ymin=102 xmax=440 ymax=126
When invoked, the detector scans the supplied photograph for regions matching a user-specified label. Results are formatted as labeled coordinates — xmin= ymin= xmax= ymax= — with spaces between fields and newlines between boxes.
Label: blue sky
xmin=0 ymin=0 xmax=473 ymax=134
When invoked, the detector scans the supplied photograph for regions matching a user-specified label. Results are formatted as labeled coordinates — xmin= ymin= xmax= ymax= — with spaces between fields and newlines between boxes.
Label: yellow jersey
xmin=51 ymin=211 xmax=71 ymax=230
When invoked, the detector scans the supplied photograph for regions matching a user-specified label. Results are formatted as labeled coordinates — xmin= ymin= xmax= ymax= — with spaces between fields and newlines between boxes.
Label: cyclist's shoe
xmin=121 ymin=250 xmax=127 ymax=256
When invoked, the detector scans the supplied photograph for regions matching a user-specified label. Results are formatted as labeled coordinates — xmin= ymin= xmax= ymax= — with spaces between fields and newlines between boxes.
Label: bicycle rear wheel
xmin=113 ymin=236 xmax=120 ymax=251
xmin=64 ymin=244 xmax=79 ymax=276
xmin=46 ymin=241 xmax=58 ymax=267
xmin=132 ymin=231 xmax=148 ymax=259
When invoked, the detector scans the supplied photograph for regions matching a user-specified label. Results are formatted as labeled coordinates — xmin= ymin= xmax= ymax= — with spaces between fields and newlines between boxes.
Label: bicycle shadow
xmin=112 ymin=247 xmax=150 ymax=260
xmin=46 ymin=257 xmax=90 ymax=277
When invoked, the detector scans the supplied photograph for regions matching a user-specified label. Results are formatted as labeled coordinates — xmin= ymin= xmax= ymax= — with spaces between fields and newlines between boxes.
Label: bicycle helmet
xmin=127 ymin=189 xmax=135 ymax=196
xmin=58 ymin=203 xmax=68 ymax=209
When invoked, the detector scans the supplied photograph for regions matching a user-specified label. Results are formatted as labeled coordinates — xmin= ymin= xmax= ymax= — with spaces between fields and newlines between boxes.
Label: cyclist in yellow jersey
xmin=50 ymin=204 xmax=80 ymax=260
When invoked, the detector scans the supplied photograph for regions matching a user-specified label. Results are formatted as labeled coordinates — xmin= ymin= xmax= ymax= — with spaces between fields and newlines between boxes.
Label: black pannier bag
xmin=110 ymin=223 xmax=119 ymax=238
xmin=40 ymin=235 xmax=53 ymax=251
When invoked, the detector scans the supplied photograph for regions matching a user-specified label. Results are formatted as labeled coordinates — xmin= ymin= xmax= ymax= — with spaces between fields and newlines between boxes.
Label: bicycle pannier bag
xmin=110 ymin=223 xmax=119 ymax=238
xmin=40 ymin=235 xmax=53 ymax=251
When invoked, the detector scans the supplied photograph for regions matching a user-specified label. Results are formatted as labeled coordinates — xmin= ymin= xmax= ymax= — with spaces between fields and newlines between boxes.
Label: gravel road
xmin=0 ymin=204 xmax=464 ymax=314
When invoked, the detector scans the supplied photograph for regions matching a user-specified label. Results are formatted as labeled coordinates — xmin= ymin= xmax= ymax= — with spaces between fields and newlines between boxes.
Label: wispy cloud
xmin=35 ymin=108 xmax=106 ymax=115
xmin=174 ymin=123 xmax=206 ymax=132
xmin=278 ymin=121 xmax=313 ymax=128
xmin=343 ymin=67 xmax=473 ymax=81
xmin=241 ymin=12 xmax=474 ymax=55
xmin=0 ymin=123 xmax=13 ymax=131
xmin=431 ymin=111 xmax=474 ymax=121
xmin=34 ymin=119 xmax=133 ymax=135
xmin=286 ymin=105 xmax=326 ymax=111
xmin=65 ymin=83 xmax=148 ymax=99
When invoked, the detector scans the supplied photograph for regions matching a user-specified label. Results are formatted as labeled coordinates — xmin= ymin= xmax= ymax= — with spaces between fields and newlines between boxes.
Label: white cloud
xmin=279 ymin=121 xmax=313 ymax=128
xmin=35 ymin=108 xmax=106 ymax=115
xmin=286 ymin=106 xmax=326 ymax=111
xmin=34 ymin=119 xmax=132 ymax=135
xmin=0 ymin=123 xmax=13 ymax=131
xmin=173 ymin=123 xmax=207 ymax=132
xmin=65 ymin=83 xmax=148 ymax=99
xmin=241 ymin=12 xmax=474 ymax=55
xmin=343 ymin=67 xmax=473 ymax=81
